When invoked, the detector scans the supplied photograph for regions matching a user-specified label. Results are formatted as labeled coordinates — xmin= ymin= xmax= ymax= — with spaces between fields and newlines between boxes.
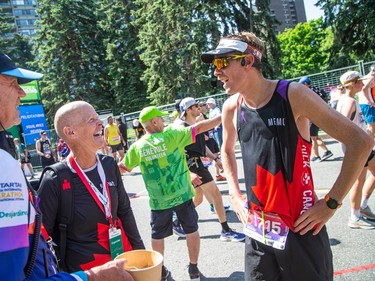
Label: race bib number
xmin=112 ymin=136 xmax=120 ymax=142
xmin=200 ymin=157 xmax=212 ymax=167
xmin=243 ymin=210 xmax=289 ymax=250
xmin=109 ymin=227 xmax=124 ymax=259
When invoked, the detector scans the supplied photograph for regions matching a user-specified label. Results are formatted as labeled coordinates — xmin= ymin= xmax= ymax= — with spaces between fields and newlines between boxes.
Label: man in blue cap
xmin=0 ymin=51 xmax=134 ymax=281
xmin=299 ymin=76 xmax=333 ymax=162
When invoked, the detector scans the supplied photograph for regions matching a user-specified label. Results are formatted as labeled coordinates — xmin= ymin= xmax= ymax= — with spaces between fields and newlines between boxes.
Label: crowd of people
xmin=1 ymin=30 xmax=375 ymax=281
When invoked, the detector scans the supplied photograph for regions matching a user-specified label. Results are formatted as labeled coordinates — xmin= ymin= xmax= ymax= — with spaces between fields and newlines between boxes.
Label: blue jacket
xmin=0 ymin=146 xmax=83 ymax=281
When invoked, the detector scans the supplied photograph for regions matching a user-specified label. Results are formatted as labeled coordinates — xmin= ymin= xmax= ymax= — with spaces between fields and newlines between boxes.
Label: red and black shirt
xmin=237 ymin=80 xmax=315 ymax=230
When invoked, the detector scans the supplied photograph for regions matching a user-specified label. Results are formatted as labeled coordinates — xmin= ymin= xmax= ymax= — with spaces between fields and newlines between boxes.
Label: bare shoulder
xmin=223 ymin=93 xmax=240 ymax=112
xmin=287 ymin=82 xmax=329 ymax=117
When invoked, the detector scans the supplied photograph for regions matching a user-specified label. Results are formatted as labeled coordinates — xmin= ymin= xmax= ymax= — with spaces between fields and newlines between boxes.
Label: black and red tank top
xmin=237 ymin=80 xmax=315 ymax=230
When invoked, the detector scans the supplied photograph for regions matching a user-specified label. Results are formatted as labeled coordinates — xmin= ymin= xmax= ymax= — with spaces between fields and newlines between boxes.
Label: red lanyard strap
xmin=69 ymin=155 xmax=114 ymax=226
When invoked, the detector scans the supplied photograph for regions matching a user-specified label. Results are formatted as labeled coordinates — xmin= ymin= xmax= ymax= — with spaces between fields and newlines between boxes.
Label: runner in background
xmin=14 ymin=137 xmax=35 ymax=179
xmin=358 ymin=64 xmax=375 ymax=137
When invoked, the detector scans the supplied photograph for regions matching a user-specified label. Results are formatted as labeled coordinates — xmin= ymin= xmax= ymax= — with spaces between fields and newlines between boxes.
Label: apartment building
xmin=0 ymin=0 xmax=39 ymax=36
xmin=270 ymin=0 xmax=307 ymax=32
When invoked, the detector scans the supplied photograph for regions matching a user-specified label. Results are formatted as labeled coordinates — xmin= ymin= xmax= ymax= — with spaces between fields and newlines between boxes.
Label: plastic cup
xmin=114 ymin=250 xmax=163 ymax=281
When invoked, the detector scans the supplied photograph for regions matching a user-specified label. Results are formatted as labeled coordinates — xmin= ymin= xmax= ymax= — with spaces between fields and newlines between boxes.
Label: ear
xmin=63 ymin=126 xmax=74 ymax=139
xmin=151 ymin=118 xmax=158 ymax=126
xmin=244 ymin=54 xmax=255 ymax=68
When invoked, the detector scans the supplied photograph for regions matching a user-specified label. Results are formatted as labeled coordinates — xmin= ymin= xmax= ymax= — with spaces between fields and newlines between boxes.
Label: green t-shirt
xmin=123 ymin=127 xmax=195 ymax=210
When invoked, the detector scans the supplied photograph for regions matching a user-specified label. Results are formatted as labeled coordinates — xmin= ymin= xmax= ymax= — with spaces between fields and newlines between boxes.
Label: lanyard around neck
xmin=69 ymin=155 xmax=113 ymax=225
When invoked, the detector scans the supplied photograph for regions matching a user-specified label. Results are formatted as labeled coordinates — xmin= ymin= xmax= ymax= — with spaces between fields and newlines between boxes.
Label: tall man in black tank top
xmin=36 ymin=130 xmax=55 ymax=168
xmin=201 ymin=32 xmax=374 ymax=281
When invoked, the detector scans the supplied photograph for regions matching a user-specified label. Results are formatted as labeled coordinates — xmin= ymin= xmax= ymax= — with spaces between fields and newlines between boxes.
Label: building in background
xmin=270 ymin=0 xmax=307 ymax=32
xmin=0 ymin=0 xmax=40 ymax=36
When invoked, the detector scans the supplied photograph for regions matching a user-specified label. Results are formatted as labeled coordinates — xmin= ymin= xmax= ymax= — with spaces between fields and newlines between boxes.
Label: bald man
xmin=38 ymin=101 xmax=144 ymax=273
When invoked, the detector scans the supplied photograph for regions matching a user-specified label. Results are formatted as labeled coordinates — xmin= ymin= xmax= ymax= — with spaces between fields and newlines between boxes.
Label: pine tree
xmin=97 ymin=0 xmax=148 ymax=114
xmin=35 ymin=0 xmax=109 ymax=123
xmin=133 ymin=0 xmax=213 ymax=104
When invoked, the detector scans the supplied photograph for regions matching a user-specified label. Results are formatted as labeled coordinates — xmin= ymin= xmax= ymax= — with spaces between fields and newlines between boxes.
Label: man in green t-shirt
xmin=119 ymin=106 xmax=221 ymax=281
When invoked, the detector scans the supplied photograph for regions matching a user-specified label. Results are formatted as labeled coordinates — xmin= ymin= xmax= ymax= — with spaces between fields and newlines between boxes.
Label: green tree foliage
xmin=0 ymin=7 xmax=34 ymax=68
xmin=193 ymin=0 xmax=282 ymax=93
xmin=277 ymin=18 xmax=332 ymax=78
xmin=251 ymin=0 xmax=282 ymax=78
xmin=317 ymin=0 xmax=375 ymax=65
xmin=133 ymin=0 xmax=213 ymax=105
xmin=35 ymin=0 xmax=109 ymax=124
xmin=97 ymin=0 xmax=148 ymax=114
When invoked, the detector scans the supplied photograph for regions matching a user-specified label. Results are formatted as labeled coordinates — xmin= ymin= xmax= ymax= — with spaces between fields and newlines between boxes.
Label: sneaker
xmin=320 ymin=150 xmax=333 ymax=161
xmin=161 ymin=265 xmax=170 ymax=281
xmin=311 ymin=156 xmax=321 ymax=162
xmin=215 ymin=175 xmax=226 ymax=181
xmin=348 ymin=217 xmax=375 ymax=229
xmin=220 ymin=229 xmax=246 ymax=242
xmin=172 ymin=225 xmax=186 ymax=238
xmin=209 ymin=204 xmax=231 ymax=214
xmin=360 ymin=206 xmax=375 ymax=221
xmin=188 ymin=264 xmax=200 ymax=281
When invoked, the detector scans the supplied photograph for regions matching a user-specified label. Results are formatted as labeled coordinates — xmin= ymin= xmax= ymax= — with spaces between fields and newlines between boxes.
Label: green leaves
xmin=277 ymin=18 xmax=331 ymax=78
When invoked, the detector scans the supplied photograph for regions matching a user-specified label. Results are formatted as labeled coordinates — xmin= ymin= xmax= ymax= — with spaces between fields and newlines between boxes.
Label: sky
xmin=303 ymin=0 xmax=324 ymax=21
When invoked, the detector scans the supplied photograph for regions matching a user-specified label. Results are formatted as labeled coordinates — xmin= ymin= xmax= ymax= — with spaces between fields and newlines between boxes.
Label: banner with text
xmin=19 ymin=104 xmax=49 ymax=145
xmin=20 ymin=80 xmax=41 ymax=102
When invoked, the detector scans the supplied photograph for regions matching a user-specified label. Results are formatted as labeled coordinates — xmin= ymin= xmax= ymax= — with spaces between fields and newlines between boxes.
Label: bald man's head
xmin=54 ymin=101 xmax=93 ymax=140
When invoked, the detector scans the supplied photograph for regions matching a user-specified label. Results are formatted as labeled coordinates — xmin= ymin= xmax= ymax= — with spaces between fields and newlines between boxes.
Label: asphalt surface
xmin=122 ymin=138 xmax=375 ymax=281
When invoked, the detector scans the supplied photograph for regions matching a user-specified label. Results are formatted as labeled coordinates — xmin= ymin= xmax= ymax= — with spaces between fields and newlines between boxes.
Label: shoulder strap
xmin=41 ymin=162 xmax=73 ymax=272
xmin=24 ymin=180 xmax=42 ymax=278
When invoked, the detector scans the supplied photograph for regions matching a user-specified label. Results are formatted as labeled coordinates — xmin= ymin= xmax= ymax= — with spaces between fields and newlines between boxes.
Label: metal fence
xmin=289 ymin=60 xmax=375 ymax=92
xmin=22 ymin=59 xmax=375 ymax=170
xmin=123 ymin=60 xmax=375 ymax=125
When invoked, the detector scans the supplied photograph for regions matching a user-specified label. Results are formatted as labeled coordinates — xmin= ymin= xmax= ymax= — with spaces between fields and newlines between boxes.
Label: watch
xmin=324 ymin=194 xmax=342 ymax=209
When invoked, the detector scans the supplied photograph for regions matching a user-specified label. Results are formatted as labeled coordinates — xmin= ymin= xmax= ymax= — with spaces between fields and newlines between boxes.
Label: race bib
xmin=243 ymin=210 xmax=289 ymax=250
xmin=112 ymin=136 xmax=120 ymax=142
xmin=200 ymin=157 xmax=212 ymax=167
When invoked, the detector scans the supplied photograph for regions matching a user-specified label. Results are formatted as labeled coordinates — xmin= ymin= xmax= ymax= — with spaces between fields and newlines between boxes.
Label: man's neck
xmin=345 ymin=89 xmax=357 ymax=98
xmin=241 ymin=78 xmax=277 ymax=109
xmin=70 ymin=147 xmax=97 ymax=169
xmin=184 ymin=114 xmax=197 ymax=125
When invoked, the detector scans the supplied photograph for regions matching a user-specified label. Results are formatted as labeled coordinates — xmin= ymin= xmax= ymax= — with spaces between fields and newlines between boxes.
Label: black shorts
xmin=245 ymin=226 xmax=333 ymax=281
xmin=41 ymin=157 xmax=55 ymax=169
xmin=188 ymin=157 xmax=214 ymax=186
xmin=110 ymin=143 xmax=123 ymax=152
xmin=365 ymin=150 xmax=375 ymax=167
xmin=20 ymin=156 xmax=31 ymax=164
xmin=206 ymin=138 xmax=220 ymax=154
xmin=150 ymin=200 xmax=198 ymax=239
xmin=309 ymin=123 xmax=319 ymax=137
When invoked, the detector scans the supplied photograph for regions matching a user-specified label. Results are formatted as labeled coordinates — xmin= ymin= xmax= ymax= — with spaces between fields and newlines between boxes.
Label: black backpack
xmin=37 ymin=162 xmax=73 ymax=272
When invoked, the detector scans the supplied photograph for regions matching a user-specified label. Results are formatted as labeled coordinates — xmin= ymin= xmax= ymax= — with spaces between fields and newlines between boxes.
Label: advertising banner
xmin=19 ymin=104 xmax=49 ymax=145
xmin=20 ymin=80 xmax=41 ymax=102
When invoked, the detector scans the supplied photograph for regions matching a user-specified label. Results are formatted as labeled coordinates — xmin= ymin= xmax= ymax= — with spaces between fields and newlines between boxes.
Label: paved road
xmin=122 ymin=138 xmax=375 ymax=281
